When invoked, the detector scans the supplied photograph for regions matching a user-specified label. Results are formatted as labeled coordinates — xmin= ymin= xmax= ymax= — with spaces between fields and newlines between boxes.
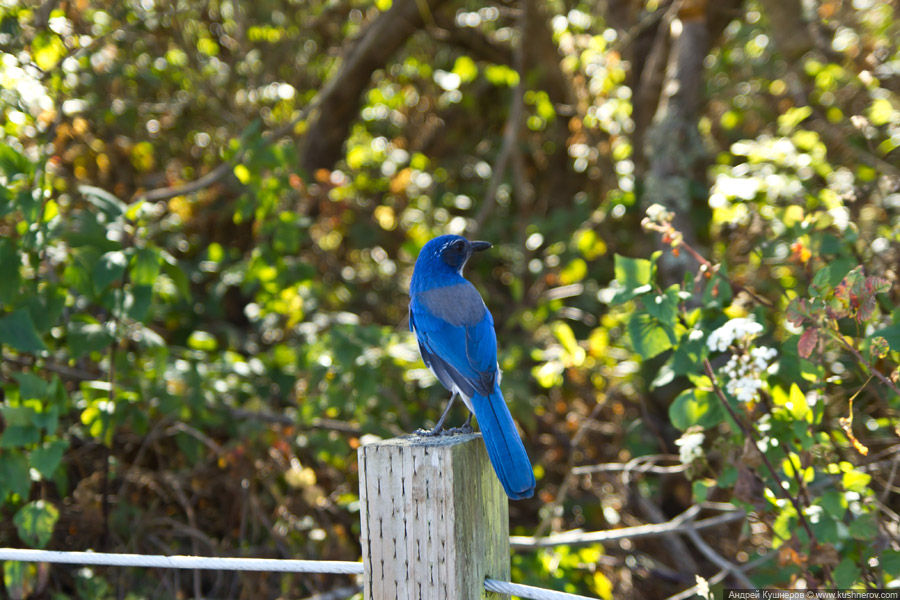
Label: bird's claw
xmin=441 ymin=422 xmax=475 ymax=436
xmin=415 ymin=427 xmax=442 ymax=437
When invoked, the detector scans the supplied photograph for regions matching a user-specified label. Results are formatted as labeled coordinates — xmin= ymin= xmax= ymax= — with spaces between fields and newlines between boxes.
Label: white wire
xmin=0 ymin=549 xmax=364 ymax=574
xmin=485 ymin=578 xmax=599 ymax=600
xmin=0 ymin=549 xmax=600 ymax=598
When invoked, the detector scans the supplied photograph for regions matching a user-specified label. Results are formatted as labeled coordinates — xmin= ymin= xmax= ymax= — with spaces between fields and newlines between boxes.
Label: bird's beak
xmin=469 ymin=241 xmax=492 ymax=253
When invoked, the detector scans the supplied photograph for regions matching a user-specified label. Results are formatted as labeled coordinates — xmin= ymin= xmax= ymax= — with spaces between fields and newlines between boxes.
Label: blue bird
xmin=409 ymin=234 xmax=536 ymax=500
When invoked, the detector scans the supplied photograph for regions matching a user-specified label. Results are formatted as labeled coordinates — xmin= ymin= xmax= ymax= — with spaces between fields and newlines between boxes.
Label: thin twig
xmin=683 ymin=526 xmax=754 ymax=588
xmin=1 ymin=352 xmax=97 ymax=381
xmin=880 ymin=454 xmax=900 ymax=504
xmin=511 ymin=505 xmax=744 ymax=549
xmin=572 ymin=454 xmax=687 ymax=477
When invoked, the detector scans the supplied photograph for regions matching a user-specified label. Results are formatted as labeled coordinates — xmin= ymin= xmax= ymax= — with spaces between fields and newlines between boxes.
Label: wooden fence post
xmin=358 ymin=433 xmax=510 ymax=600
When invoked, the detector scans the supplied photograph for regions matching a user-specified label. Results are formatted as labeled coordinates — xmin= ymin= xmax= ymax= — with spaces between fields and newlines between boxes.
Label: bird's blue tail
xmin=471 ymin=386 xmax=536 ymax=500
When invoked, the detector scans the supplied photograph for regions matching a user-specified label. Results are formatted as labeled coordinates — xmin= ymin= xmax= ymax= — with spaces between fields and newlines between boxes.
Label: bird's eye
xmin=453 ymin=241 xmax=465 ymax=251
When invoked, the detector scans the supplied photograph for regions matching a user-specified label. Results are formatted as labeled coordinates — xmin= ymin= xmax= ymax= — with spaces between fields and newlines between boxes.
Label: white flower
xmin=645 ymin=203 xmax=672 ymax=223
xmin=675 ymin=431 xmax=705 ymax=465
xmin=726 ymin=375 xmax=765 ymax=403
xmin=750 ymin=346 xmax=777 ymax=371
xmin=706 ymin=317 xmax=764 ymax=352
xmin=709 ymin=321 xmax=776 ymax=403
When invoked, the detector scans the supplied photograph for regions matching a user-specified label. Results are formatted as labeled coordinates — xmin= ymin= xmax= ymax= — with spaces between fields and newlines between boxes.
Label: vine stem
xmin=702 ymin=358 xmax=836 ymax=587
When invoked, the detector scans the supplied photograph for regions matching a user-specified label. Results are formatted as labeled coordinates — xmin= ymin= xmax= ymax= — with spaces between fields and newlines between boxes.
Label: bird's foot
xmin=415 ymin=425 xmax=443 ymax=437
xmin=440 ymin=421 xmax=475 ymax=436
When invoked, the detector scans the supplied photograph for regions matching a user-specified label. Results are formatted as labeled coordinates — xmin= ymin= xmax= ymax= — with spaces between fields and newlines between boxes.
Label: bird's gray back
xmin=415 ymin=282 xmax=486 ymax=327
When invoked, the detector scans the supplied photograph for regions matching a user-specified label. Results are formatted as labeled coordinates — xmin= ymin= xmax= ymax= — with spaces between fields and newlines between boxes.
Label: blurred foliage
xmin=1 ymin=0 xmax=899 ymax=598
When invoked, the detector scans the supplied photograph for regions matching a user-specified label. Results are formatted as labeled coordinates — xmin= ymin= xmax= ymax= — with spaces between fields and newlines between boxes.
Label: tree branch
xmin=511 ymin=504 xmax=744 ymax=549
xmin=300 ymin=0 xmax=451 ymax=173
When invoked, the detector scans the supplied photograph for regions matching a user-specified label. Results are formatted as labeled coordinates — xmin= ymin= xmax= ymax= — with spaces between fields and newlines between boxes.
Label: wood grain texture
xmin=358 ymin=434 xmax=509 ymax=600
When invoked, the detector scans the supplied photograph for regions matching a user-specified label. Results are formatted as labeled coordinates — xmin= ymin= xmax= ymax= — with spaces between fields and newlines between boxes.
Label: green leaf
xmin=788 ymin=383 xmax=811 ymax=422
xmin=67 ymin=320 xmax=113 ymax=358
xmin=93 ymin=250 xmax=128 ymax=291
xmin=842 ymin=469 xmax=872 ymax=493
xmin=642 ymin=285 xmax=679 ymax=328
xmin=0 ymin=449 xmax=30 ymax=500
xmin=0 ymin=410 xmax=41 ymax=447
xmin=79 ymin=184 xmax=126 ymax=219
xmin=669 ymin=388 xmax=724 ymax=431
xmin=809 ymin=266 xmax=831 ymax=296
xmin=124 ymin=285 xmax=153 ymax=322
xmin=12 ymin=372 xmax=48 ymax=400
xmin=233 ymin=164 xmax=251 ymax=184
xmin=559 ymin=258 xmax=587 ymax=285
xmin=772 ymin=505 xmax=796 ymax=545
xmin=819 ymin=491 xmax=846 ymax=519
xmin=0 ymin=309 xmax=47 ymax=353
xmin=0 ymin=143 xmax=32 ymax=178
xmin=30 ymin=439 xmax=67 ymax=479
xmin=868 ymin=97 xmax=895 ymax=127
xmin=3 ymin=561 xmax=29 ymax=599
xmin=32 ymin=31 xmax=66 ymax=70
xmin=692 ymin=479 xmax=713 ymax=502
xmin=13 ymin=500 xmax=59 ymax=549
xmin=484 ymin=64 xmax=519 ymax=87
xmin=161 ymin=255 xmax=191 ymax=298
xmin=834 ymin=557 xmax=860 ymax=588
xmin=0 ymin=239 xmax=21 ymax=304
xmin=452 ymin=55 xmax=478 ymax=85
xmin=881 ymin=550 xmax=900 ymax=579
xmin=670 ymin=335 xmax=706 ymax=375
xmin=131 ymin=247 xmax=162 ymax=286
xmin=187 ymin=330 xmax=217 ymax=351
xmin=777 ymin=106 xmax=813 ymax=133
xmin=848 ymin=512 xmax=878 ymax=540
xmin=24 ymin=285 xmax=66 ymax=333
xmin=627 ymin=312 xmax=674 ymax=359
xmin=613 ymin=254 xmax=652 ymax=303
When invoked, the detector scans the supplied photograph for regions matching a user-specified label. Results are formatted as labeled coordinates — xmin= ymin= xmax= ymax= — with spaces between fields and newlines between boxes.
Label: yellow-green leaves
xmin=13 ymin=500 xmax=60 ymax=548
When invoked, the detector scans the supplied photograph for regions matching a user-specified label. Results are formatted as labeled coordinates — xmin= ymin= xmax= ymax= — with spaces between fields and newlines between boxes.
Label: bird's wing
xmin=410 ymin=283 xmax=497 ymax=397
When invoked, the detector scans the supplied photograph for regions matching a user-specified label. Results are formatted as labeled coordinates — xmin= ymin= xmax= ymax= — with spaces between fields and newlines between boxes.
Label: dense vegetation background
xmin=1 ymin=0 xmax=899 ymax=598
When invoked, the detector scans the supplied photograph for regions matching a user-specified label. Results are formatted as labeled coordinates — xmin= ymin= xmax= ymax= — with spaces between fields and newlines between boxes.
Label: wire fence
xmin=0 ymin=548 xmax=600 ymax=600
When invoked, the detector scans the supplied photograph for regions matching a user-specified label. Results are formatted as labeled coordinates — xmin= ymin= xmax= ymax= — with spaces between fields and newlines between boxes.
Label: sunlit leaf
xmin=13 ymin=500 xmax=60 ymax=548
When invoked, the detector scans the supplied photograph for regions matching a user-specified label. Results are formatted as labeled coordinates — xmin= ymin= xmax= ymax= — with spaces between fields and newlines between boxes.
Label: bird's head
xmin=415 ymin=234 xmax=492 ymax=277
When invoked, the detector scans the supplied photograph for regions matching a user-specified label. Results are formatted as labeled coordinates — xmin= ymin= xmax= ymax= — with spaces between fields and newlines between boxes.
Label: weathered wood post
xmin=358 ymin=433 xmax=510 ymax=600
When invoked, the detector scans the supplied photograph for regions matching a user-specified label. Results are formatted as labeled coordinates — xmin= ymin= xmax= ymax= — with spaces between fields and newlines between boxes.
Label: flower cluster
xmin=675 ymin=430 xmax=705 ymax=465
xmin=722 ymin=346 xmax=778 ymax=402
xmin=707 ymin=317 xmax=777 ymax=403
xmin=645 ymin=203 xmax=673 ymax=224
xmin=706 ymin=317 xmax=763 ymax=352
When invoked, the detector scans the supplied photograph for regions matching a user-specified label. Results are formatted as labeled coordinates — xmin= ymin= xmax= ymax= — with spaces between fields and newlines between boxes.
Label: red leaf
xmin=786 ymin=298 xmax=809 ymax=327
xmin=798 ymin=327 xmax=819 ymax=358
xmin=865 ymin=276 xmax=891 ymax=296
